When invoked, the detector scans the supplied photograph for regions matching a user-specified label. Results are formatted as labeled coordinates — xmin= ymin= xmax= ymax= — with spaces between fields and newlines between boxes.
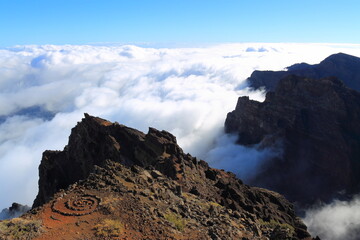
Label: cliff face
xmin=248 ymin=53 xmax=360 ymax=92
xmin=22 ymin=114 xmax=314 ymax=239
xmin=226 ymin=75 xmax=360 ymax=205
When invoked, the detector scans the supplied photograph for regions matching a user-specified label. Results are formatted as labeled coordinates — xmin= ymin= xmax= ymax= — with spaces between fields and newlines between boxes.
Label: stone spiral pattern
xmin=52 ymin=194 xmax=101 ymax=216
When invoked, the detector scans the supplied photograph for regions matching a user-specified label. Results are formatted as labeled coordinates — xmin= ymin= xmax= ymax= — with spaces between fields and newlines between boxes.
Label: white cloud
xmin=1 ymin=43 xmax=360 ymax=219
xmin=205 ymin=134 xmax=282 ymax=181
xmin=304 ymin=195 xmax=360 ymax=240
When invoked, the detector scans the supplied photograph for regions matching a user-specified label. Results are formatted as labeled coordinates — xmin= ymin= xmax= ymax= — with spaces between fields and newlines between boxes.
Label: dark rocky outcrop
xmin=248 ymin=53 xmax=360 ymax=92
xmin=226 ymin=75 xmax=360 ymax=206
xmin=33 ymin=113 xmax=188 ymax=208
xmin=30 ymin=113 xmax=314 ymax=239
xmin=0 ymin=203 xmax=30 ymax=220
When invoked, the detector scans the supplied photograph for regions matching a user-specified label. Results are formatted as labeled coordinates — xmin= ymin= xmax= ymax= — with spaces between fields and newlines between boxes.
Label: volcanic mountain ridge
xmin=1 ymin=114 xmax=316 ymax=240
xmin=247 ymin=52 xmax=360 ymax=92
xmin=226 ymin=75 xmax=360 ymax=206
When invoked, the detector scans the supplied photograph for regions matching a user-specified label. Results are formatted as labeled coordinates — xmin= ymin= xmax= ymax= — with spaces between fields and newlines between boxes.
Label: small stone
xmin=151 ymin=170 xmax=163 ymax=178
xmin=125 ymin=177 xmax=135 ymax=183
xmin=142 ymin=170 xmax=153 ymax=180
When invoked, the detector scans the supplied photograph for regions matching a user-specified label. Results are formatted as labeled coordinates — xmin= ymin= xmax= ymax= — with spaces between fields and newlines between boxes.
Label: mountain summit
xmin=1 ymin=114 xmax=314 ymax=239
xmin=248 ymin=53 xmax=360 ymax=92
xmin=226 ymin=75 xmax=360 ymax=205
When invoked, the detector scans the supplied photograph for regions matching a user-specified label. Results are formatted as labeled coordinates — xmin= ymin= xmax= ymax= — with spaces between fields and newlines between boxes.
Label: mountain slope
xmin=2 ymin=114 xmax=314 ymax=239
xmin=226 ymin=75 xmax=360 ymax=205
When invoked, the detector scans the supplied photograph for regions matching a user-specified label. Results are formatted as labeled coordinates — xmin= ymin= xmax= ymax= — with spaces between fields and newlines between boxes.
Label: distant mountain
xmin=0 ymin=106 xmax=55 ymax=124
xmin=1 ymin=114 xmax=315 ymax=240
xmin=226 ymin=75 xmax=360 ymax=206
xmin=0 ymin=203 xmax=30 ymax=220
xmin=248 ymin=53 xmax=360 ymax=92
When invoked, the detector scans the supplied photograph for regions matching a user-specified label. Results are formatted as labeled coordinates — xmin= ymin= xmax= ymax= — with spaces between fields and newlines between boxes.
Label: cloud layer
xmin=1 ymin=43 xmax=360 ymax=238
xmin=205 ymin=134 xmax=283 ymax=181
xmin=304 ymin=195 xmax=360 ymax=240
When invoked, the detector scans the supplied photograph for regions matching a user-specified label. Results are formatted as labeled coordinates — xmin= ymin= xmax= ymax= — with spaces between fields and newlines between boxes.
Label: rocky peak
xmin=0 ymin=203 xmax=30 ymax=220
xmin=226 ymin=75 xmax=360 ymax=205
xmin=33 ymin=113 xmax=184 ymax=208
xmin=26 ymin=114 xmax=315 ymax=239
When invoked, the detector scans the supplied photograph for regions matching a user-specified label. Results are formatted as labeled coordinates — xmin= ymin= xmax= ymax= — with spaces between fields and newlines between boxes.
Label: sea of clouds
xmin=304 ymin=195 xmax=360 ymax=240
xmin=1 ymin=43 xmax=360 ymax=238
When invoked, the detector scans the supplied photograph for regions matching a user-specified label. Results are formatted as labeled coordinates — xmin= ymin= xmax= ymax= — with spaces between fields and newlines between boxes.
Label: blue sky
xmin=0 ymin=0 xmax=359 ymax=47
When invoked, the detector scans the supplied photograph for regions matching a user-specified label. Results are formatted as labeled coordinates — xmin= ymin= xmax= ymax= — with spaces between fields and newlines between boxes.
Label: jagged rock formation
xmin=226 ymin=75 xmax=360 ymax=205
xmin=16 ymin=114 xmax=316 ymax=239
xmin=0 ymin=203 xmax=30 ymax=220
xmin=248 ymin=53 xmax=360 ymax=92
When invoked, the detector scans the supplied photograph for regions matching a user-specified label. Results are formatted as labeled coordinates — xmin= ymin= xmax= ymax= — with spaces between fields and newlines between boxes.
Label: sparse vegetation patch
xmin=94 ymin=219 xmax=123 ymax=239
xmin=0 ymin=218 xmax=43 ymax=240
xmin=164 ymin=212 xmax=186 ymax=232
